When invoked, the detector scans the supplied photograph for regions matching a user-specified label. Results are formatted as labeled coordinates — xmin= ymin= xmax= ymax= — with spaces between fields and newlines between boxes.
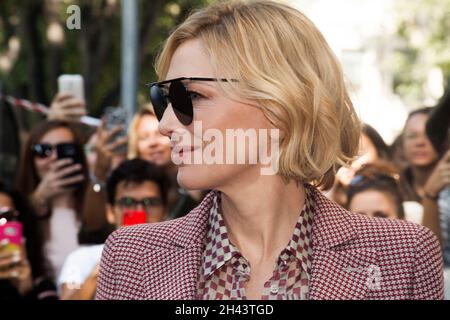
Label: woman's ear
xmin=106 ymin=204 xmax=116 ymax=225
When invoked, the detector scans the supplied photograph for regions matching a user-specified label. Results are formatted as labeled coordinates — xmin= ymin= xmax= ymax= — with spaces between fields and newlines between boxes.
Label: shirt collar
xmin=201 ymin=186 xmax=315 ymax=277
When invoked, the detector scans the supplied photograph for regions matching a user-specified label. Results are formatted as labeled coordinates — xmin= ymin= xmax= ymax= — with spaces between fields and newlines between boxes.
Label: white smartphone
xmin=58 ymin=74 xmax=84 ymax=100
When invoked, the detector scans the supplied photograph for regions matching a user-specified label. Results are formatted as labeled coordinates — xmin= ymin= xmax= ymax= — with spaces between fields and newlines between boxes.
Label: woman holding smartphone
xmin=0 ymin=181 xmax=57 ymax=300
xmin=17 ymin=120 xmax=88 ymax=282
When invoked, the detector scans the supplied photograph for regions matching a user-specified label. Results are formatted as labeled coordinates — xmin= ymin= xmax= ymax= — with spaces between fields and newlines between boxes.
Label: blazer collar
xmin=165 ymin=184 xmax=358 ymax=248
xmin=171 ymin=185 xmax=359 ymax=250
xmin=169 ymin=190 xmax=218 ymax=249
xmin=144 ymin=186 xmax=378 ymax=299
xmin=142 ymin=191 xmax=215 ymax=299
xmin=308 ymin=184 xmax=358 ymax=249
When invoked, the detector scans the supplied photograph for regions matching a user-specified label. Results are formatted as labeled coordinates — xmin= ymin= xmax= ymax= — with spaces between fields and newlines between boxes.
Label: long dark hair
xmin=362 ymin=124 xmax=390 ymax=161
xmin=16 ymin=120 xmax=88 ymax=218
xmin=0 ymin=181 xmax=49 ymax=279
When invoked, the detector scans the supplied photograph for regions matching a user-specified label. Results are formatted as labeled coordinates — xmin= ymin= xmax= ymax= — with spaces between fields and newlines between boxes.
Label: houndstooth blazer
xmin=96 ymin=185 xmax=444 ymax=300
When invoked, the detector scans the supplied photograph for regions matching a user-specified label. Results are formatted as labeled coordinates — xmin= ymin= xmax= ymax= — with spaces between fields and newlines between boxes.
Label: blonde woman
xmin=97 ymin=0 xmax=443 ymax=299
xmin=127 ymin=105 xmax=173 ymax=167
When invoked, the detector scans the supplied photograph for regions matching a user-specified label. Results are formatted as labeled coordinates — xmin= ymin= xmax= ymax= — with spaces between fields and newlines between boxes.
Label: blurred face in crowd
xmin=349 ymin=190 xmax=398 ymax=219
xmin=336 ymin=133 xmax=379 ymax=186
xmin=159 ymin=39 xmax=273 ymax=191
xmin=403 ymin=113 xmax=438 ymax=168
xmin=34 ymin=127 xmax=75 ymax=179
xmin=0 ymin=192 xmax=14 ymax=209
xmin=137 ymin=114 xmax=172 ymax=167
xmin=107 ymin=180 xmax=166 ymax=228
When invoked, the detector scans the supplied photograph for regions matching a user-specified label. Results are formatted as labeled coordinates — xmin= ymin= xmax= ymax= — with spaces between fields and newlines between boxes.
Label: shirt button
xmin=270 ymin=284 xmax=279 ymax=294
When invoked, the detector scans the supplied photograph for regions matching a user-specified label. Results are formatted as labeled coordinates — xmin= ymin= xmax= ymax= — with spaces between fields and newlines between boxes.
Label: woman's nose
xmin=415 ymin=136 xmax=428 ymax=146
xmin=158 ymin=104 xmax=179 ymax=138
xmin=49 ymin=149 xmax=58 ymax=161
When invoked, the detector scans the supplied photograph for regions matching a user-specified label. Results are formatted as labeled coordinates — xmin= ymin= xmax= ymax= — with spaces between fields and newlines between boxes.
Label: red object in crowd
xmin=122 ymin=210 xmax=147 ymax=226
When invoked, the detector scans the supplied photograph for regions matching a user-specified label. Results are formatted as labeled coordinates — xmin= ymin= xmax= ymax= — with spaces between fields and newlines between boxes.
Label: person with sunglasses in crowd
xmin=16 ymin=120 xmax=89 ymax=283
xmin=58 ymin=158 xmax=169 ymax=299
xmin=97 ymin=0 xmax=443 ymax=300
xmin=128 ymin=105 xmax=204 ymax=219
xmin=346 ymin=162 xmax=405 ymax=220
xmin=0 ymin=181 xmax=58 ymax=300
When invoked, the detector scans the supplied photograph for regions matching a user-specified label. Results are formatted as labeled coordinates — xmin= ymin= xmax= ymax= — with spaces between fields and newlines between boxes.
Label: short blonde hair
xmin=155 ymin=0 xmax=361 ymax=189
xmin=127 ymin=104 xmax=156 ymax=160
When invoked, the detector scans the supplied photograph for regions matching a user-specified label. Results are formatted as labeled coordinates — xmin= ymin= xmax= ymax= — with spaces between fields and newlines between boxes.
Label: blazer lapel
xmin=142 ymin=190 xmax=217 ymax=299
xmin=142 ymin=243 xmax=204 ymax=299
xmin=307 ymin=186 xmax=379 ymax=300
xmin=309 ymin=247 xmax=379 ymax=299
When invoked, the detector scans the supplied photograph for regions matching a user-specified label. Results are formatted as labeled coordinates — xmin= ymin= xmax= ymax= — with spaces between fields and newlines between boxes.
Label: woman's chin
xmin=177 ymin=166 xmax=206 ymax=190
xmin=176 ymin=165 xmax=222 ymax=191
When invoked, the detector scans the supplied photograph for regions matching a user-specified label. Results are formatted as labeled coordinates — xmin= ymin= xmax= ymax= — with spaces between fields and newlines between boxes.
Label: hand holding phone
xmin=103 ymin=107 xmax=129 ymax=154
xmin=48 ymin=75 xmax=87 ymax=121
xmin=0 ymin=218 xmax=33 ymax=293
xmin=58 ymin=75 xmax=84 ymax=100
xmin=34 ymin=158 xmax=84 ymax=203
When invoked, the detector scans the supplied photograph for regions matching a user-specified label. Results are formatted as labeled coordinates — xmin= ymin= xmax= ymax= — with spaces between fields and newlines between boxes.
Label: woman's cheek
xmin=34 ymin=159 xmax=48 ymax=179
xmin=138 ymin=140 xmax=147 ymax=156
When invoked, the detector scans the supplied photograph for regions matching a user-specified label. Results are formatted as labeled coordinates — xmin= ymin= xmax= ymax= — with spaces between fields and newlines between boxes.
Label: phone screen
xmin=56 ymin=143 xmax=84 ymax=188
xmin=0 ymin=221 xmax=23 ymax=253
xmin=58 ymin=74 xmax=85 ymax=100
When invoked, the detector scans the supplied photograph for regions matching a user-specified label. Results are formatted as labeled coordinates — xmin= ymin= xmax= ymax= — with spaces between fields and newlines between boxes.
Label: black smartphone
xmin=56 ymin=143 xmax=84 ymax=189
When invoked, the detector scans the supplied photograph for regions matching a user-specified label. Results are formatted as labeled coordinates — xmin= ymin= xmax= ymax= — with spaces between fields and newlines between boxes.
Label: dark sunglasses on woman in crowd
xmin=31 ymin=143 xmax=77 ymax=159
xmin=349 ymin=172 xmax=400 ymax=189
xmin=147 ymin=77 xmax=237 ymax=125
xmin=116 ymin=197 xmax=163 ymax=212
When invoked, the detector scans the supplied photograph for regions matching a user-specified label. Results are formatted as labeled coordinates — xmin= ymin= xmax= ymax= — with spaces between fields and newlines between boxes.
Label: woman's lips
xmin=412 ymin=151 xmax=430 ymax=158
xmin=172 ymin=145 xmax=199 ymax=162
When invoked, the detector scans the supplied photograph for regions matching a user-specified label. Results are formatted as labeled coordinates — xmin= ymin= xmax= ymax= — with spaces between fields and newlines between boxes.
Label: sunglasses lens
xmin=150 ymin=85 xmax=168 ymax=121
xmin=33 ymin=144 xmax=52 ymax=158
xmin=168 ymin=81 xmax=193 ymax=125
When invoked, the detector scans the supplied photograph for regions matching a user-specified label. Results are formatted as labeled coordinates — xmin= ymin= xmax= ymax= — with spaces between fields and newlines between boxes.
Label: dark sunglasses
xmin=31 ymin=143 xmax=76 ymax=158
xmin=349 ymin=173 xmax=400 ymax=188
xmin=146 ymin=77 xmax=237 ymax=125
xmin=116 ymin=197 xmax=163 ymax=210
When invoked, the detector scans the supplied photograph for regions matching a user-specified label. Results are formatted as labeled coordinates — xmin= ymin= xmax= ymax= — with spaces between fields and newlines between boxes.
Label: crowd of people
xmin=0 ymin=0 xmax=449 ymax=300
xmin=0 ymin=100 xmax=209 ymax=299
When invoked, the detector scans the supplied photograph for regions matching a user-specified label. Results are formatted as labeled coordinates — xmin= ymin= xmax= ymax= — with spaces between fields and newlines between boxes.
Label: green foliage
xmin=0 ymin=0 xmax=214 ymax=121
xmin=392 ymin=0 xmax=450 ymax=105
